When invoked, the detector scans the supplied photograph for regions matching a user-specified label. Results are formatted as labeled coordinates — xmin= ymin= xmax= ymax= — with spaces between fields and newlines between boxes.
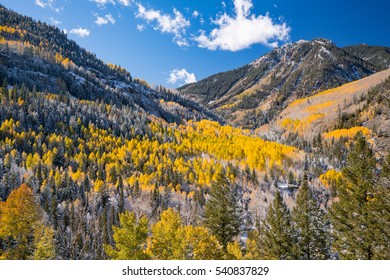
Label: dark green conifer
xmin=330 ymin=136 xmax=380 ymax=259
xmin=203 ymin=167 xmax=241 ymax=250
xmin=292 ymin=173 xmax=330 ymax=259
xmin=260 ymin=190 xmax=296 ymax=259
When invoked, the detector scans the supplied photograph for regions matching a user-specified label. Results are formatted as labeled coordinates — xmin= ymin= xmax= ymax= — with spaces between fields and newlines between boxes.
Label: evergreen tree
xmin=292 ymin=173 xmax=330 ymax=259
xmin=330 ymin=136 xmax=382 ymax=259
xmin=373 ymin=155 xmax=390 ymax=259
xmin=260 ymin=190 xmax=296 ymax=259
xmin=203 ymin=167 xmax=242 ymax=250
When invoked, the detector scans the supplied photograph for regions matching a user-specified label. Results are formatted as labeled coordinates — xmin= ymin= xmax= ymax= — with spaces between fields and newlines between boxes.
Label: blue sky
xmin=1 ymin=0 xmax=389 ymax=88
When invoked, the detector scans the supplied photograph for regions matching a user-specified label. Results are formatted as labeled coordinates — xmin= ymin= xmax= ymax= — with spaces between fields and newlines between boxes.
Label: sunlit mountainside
xmin=0 ymin=5 xmax=389 ymax=260
xmin=178 ymin=39 xmax=390 ymax=129
xmin=262 ymin=68 xmax=390 ymax=152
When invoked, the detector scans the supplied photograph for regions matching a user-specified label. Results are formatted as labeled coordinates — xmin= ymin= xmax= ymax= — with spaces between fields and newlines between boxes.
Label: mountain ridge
xmin=0 ymin=4 xmax=221 ymax=125
xmin=178 ymin=38 xmax=389 ymax=129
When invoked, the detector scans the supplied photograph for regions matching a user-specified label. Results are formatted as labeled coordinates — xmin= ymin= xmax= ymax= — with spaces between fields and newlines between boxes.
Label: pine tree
xmin=369 ymin=154 xmax=390 ymax=259
xmin=203 ymin=167 xmax=241 ymax=250
xmin=292 ymin=173 xmax=330 ymax=259
xmin=260 ymin=190 xmax=296 ymax=259
xmin=330 ymin=136 xmax=382 ymax=259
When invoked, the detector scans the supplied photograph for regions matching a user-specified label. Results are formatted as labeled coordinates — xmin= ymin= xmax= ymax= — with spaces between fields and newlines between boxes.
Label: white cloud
xmin=192 ymin=10 xmax=199 ymax=18
xmin=175 ymin=38 xmax=190 ymax=48
xmin=90 ymin=0 xmax=115 ymax=6
xmin=136 ymin=24 xmax=145 ymax=32
xmin=35 ymin=0 xmax=62 ymax=13
xmin=136 ymin=3 xmax=190 ymax=47
xmin=168 ymin=69 xmax=196 ymax=85
xmin=49 ymin=17 xmax=61 ymax=25
xmin=118 ymin=0 xmax=131 ymax=6
xmin=69 ymin=28 xmax=91 ymax=38
xmin=195 ymin=0 xmax=290 ymax=51
xmin=90 ymin=0 xmax=132 ymax=7
xmin=95 ymin=14 xmax=116 ymax=26
xmin=35 ymin=0 xmax=51 ymax=8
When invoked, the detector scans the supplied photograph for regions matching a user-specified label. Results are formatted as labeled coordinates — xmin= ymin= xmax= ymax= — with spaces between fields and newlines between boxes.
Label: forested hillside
xmin=0 ymin=5 xmax=389 ymax=260
xmin=343 ymin=44 xmax=390 ymax=70
xmin=178 ymin=39 xmax=389 ymax=129
xmin=262 ymin=68 xmax=390 ymax=152
xmin=0 ymin=5 xmax=220 ymax=124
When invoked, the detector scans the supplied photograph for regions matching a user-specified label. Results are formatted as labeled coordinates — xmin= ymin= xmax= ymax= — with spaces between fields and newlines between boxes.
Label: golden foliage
xmin=281 ymin=113 xmax=325 ymax=135
xmin=0 ymin=184 xmax=41 ymax=259
xmin=319 ymin=169 xmax=342 ymax=188
xmin=0 ymin=107 xmax=300 ymax=196
xmin=322 ymin=127 xmax=371 ymax=140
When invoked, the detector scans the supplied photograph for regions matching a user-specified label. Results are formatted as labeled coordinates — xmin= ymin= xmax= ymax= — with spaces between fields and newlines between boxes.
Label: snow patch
xmin=112 ymin=80 xmax=128 ymax=89
xmin=68 ymin=72 xmax=86 ymax=85
xmin=319 ymin=46 xmax=333 ymax=58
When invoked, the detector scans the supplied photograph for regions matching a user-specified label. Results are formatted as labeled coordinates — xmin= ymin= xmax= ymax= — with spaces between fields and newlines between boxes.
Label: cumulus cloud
xmin=136 ymin=3 xmax=190 ymax=47
xmin=195 ymin=0 xmax=290 ymax=51
xmin=95 ymin=14 xmax=116 ymax=26
xmin=168 ymin=69 xmax=197 ymax=85
xmin=69 ymin=28 xmax=91 ymax=38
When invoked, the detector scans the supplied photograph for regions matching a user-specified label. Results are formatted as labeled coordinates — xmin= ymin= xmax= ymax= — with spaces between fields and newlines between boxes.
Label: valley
xmin=0 ymin=4 xmax=389 ymax=261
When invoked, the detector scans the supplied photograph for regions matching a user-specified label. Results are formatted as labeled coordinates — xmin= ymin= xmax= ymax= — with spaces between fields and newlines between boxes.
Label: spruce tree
xmin=371 ymin=154 xmax=390 ymax=259
xmin=292 ymin=173 xmax=330 ymax=259
xmin=203 ymin=167 xmax=241 ymax=250
xmin=260 ymin=190 xmax=296 ymax=259
xmin=330 ymin=136 xmax=380 ymax=259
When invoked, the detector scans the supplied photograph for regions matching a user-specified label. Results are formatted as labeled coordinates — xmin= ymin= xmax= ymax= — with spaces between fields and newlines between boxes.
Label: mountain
xmin=0 ymin=5 xmax=220 ymax=125
xmin=178 ymin=39 xmax=386 ymax=129
xmin=0 ymin=5 xmax=302 ymax=259
xmin=258 ymin=68 xmax=390 ymax=152
xmin=343 ymin=44 xmax=390 ymax=70
xmin=1 ymin=4 xmax=389 ymax=261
